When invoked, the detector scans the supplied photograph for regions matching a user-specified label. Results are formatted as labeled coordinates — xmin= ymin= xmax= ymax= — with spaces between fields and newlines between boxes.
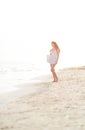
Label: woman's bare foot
xmin=53 ymin=78 xmax=58 ymax=82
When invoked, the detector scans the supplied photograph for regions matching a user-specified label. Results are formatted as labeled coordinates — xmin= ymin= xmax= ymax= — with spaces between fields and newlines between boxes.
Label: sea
xmin=0 ymin=62 xmax=50 ymax=95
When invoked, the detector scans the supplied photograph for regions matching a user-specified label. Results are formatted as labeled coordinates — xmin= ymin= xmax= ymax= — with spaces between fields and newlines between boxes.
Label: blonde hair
xmin=52 ymin=41 xmax=60 ymax=54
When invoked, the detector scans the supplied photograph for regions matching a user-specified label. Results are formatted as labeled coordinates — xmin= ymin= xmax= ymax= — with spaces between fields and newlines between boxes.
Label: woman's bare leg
xmin=53 ymin=71 xmax=58 ymax=82
xmin=50 ymin=64 xmax=58 ymax=82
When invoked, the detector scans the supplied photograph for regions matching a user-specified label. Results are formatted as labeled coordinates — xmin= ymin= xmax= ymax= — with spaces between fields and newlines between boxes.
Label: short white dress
xmin=47 ymin=48 xmax=59 ymax=64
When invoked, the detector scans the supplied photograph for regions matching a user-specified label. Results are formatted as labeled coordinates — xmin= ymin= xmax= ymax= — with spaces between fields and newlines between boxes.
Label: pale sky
xmin=0 ymin=0 xmax=85 ymax=68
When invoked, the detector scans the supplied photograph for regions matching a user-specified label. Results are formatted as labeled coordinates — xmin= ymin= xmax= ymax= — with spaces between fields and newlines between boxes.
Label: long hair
xmin=52 ymin=41 xmax=60 ymax=54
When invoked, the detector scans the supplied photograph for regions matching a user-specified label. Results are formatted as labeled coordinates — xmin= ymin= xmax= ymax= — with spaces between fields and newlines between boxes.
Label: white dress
xmin=47 ymin=48 xmax=59 ymax=64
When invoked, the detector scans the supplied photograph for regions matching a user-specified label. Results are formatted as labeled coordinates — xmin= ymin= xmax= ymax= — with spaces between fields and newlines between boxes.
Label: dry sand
xmin=0 ymin=66 xmax=85 ymax=130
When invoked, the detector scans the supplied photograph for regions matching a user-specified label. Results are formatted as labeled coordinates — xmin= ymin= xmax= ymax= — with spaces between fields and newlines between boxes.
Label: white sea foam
xmin=0 ymin=63 xmax=49 ymax=95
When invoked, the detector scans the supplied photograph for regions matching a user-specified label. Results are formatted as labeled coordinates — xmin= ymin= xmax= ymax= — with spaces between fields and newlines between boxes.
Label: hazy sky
xmin=0 ymin=0 xmax=85 ymax=68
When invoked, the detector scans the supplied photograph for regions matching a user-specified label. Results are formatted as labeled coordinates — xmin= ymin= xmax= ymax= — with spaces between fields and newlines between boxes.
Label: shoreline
xmin=0 ymin=66 xmax=85 ymax=103
xmin=0 ymin=80 xmax=46 ymax=104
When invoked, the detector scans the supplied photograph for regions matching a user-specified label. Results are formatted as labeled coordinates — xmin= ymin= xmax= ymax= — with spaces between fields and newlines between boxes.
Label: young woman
xmin=47 ymin=41 xmax=60 ymax=82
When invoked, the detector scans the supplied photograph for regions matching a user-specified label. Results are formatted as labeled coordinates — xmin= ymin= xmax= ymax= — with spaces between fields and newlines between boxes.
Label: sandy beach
xmin=0 ymin=66 xmax=85 ymax=130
